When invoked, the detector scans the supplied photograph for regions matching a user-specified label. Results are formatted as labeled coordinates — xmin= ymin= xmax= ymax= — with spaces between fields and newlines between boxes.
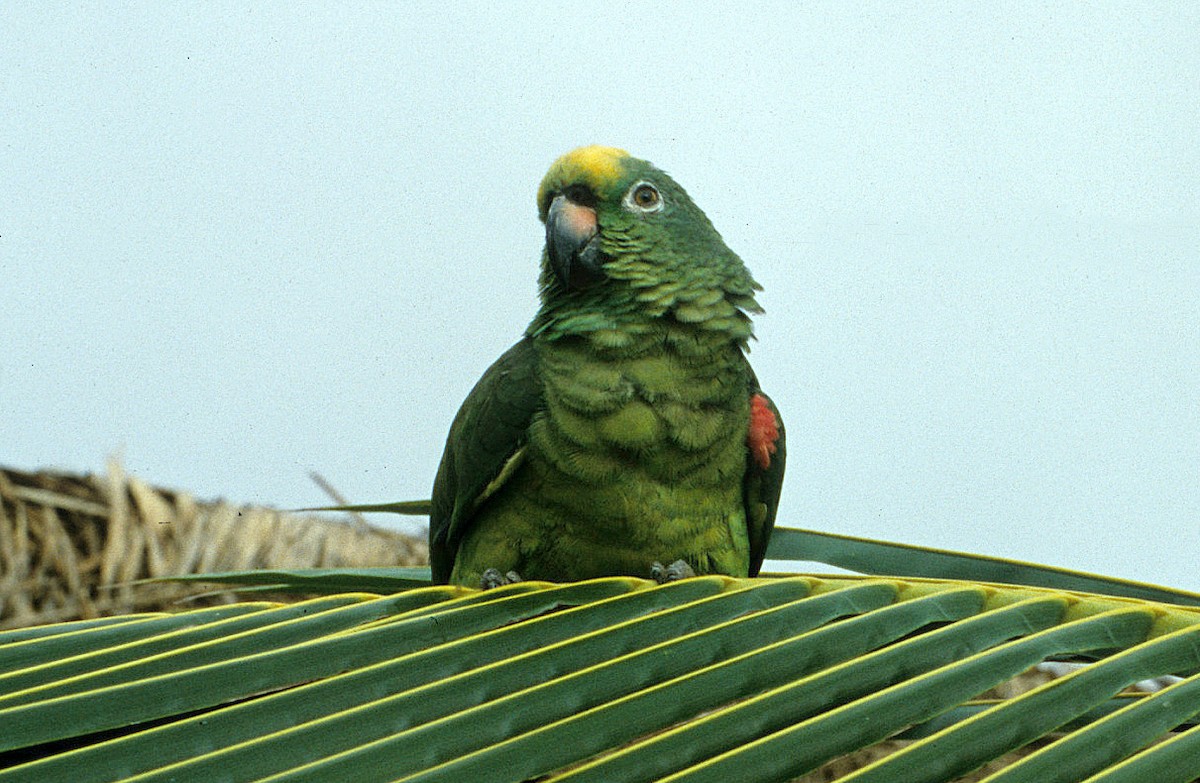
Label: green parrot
xmin=431 ymin=145 xmax=784 ymax=587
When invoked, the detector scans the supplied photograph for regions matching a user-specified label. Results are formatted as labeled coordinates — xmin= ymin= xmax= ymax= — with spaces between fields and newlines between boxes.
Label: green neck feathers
xmin=529 ymin=145 xmax=763 ymax=349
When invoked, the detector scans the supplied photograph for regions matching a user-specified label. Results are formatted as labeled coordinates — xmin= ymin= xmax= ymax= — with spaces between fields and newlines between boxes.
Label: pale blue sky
xmin=3 ymin=5 xmax=1197 ymax=588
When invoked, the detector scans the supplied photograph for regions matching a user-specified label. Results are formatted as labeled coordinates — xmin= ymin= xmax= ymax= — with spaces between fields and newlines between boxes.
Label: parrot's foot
xmin=651 ymin=560 xmax=696 ymax=584
xmin=480 ymin=568 xmax=523 ymax=589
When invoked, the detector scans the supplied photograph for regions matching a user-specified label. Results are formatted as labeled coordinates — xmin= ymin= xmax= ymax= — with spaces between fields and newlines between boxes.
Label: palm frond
xmin=766 ymin=527 xmax=1200 ymax=607
xmin=1 ymin=575 xmax=1198 ymax=783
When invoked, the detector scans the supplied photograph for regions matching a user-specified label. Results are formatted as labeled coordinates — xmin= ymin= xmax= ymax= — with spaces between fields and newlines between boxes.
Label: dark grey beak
xmin=546 ymin=194 xmax=605 ymax=290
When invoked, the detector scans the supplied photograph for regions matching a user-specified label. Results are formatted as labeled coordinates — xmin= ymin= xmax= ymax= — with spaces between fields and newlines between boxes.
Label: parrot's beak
xmin=546 ymin=194 xmax=605 ymax=289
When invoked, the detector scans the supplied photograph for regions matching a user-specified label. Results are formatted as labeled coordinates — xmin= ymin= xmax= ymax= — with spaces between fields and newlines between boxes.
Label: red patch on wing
xmin=747 ymin=393 xmax=780 ymax=470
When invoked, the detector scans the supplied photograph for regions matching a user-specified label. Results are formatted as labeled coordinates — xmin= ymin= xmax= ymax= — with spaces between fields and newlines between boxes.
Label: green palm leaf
xmin=292 ymin=510 xmax=1200 ymax=607
xmin=765 ymin=527 xmax=1200 ymax=607
xmin=1 ymin=573 xmax=1198 ymax=783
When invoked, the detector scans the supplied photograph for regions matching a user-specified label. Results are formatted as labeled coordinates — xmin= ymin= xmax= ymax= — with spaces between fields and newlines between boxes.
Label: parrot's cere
xmin=431 ymin=146 xmax=785 ymax=587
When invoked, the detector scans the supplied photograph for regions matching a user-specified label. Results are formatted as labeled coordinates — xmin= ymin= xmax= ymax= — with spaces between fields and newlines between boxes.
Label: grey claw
xmin=480 ymin=568 xmax=523 ymax=589
xmin=650 ymin=559 xmax=696 ymax=584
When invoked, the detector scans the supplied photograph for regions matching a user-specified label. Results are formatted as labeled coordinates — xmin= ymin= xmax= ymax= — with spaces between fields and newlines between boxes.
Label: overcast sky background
xmin=4 ymin=5 xmax=1197 ymax=589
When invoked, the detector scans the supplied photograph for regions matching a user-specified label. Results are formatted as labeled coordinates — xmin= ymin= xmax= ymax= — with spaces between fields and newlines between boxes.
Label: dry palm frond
xmin=0 ymin=460 xmax=427 ymax=629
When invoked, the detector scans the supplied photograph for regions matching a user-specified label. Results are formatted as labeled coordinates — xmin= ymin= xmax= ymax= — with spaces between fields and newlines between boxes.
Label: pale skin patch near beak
xmin=546 ymin=194 xmax=605 ymax=289
xmin=559 ymin=198 xmax=597 ymax=238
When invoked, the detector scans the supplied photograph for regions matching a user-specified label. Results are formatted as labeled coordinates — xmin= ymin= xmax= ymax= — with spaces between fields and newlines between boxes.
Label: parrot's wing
xmin=744 ymin=374 xmax=785 ymax=577
xmin=429 ymin=337 xmax=543 ymax=583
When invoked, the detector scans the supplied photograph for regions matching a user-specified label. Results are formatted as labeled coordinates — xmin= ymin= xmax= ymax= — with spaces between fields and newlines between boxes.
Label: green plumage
xmin=430 ymin=146 xmax=784 ymax=586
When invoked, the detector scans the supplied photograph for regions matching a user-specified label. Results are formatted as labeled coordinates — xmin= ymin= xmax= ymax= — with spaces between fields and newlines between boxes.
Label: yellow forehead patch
xmin=538 ymin=145 xmax=631 ymax=216
xmin=555 ymin=145 xmax=630 ymax=185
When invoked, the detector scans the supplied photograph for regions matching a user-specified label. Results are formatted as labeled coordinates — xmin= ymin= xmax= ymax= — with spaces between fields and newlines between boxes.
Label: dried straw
xmin=0 ymin=460 xmax=427 ymax=629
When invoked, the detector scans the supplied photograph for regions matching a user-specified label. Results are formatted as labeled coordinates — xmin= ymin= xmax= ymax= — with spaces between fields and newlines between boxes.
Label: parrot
xmin=430 ymin=145 xmax=784 ymax=587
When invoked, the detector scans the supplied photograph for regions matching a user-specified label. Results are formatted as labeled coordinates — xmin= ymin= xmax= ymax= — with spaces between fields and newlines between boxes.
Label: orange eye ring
xmin=625 ymin=181 xmax=664 ymax=213
xmin=634 ymin=185 xmax=659 ymax=208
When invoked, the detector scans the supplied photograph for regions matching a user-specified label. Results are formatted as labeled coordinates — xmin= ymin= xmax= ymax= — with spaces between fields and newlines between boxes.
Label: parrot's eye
xmin=625 ymin=182 xmax=663 ymax=213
